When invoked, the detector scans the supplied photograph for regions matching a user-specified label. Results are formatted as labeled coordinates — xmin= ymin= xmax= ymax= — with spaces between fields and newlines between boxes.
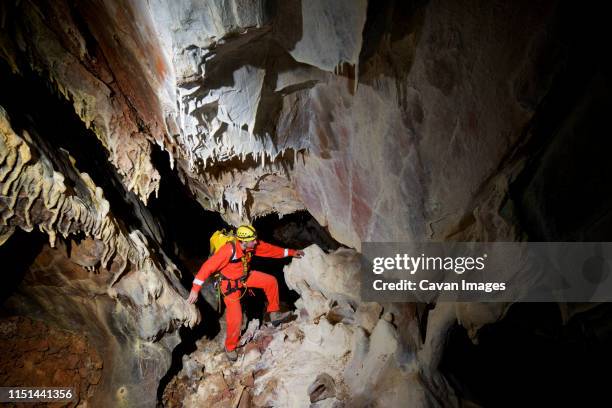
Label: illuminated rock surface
xmin=1 ymin=0 xmax=610 ymax=406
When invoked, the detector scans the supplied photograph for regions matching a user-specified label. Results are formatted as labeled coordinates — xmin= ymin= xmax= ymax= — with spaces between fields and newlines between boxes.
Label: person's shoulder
xmin=215 ymin=241 xmax=235 ymax=255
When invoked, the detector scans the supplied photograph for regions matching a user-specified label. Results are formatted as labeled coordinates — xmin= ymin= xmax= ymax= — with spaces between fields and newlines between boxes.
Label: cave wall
xmin=0 ymin=316 xmax=103 ymax=405
xmin=1 ymin=0 xmax=565 ymax=248
xmin=0 ymin=107 xmax=197 ymax=406
xmin=0 ymin=0 xmax=178 ymax=202
xmin=1 ymin=0 xmax=608 ymax=406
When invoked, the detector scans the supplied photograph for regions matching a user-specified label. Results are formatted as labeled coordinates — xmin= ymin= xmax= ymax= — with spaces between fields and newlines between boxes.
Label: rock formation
xmin=0 ymin=106 xmax=198 ymax=406
xmin=1 ymin=0 xmax=610 ymax=406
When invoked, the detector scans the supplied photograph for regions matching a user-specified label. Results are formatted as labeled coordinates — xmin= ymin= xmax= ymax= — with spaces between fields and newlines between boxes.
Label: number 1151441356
xmin=0 ymin=387 xmax=75 ymax=402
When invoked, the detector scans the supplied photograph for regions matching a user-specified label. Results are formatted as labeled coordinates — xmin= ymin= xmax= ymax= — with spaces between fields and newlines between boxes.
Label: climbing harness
xmin=214 ymin=276 xmax=249 ymax=311
xmin=213 ymin=243 xmax=254 ymax=311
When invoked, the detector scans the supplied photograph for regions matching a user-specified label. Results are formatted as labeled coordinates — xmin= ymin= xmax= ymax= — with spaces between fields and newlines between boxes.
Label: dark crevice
xmin=506 ymin=1 xmax=612 ymax=241
xmin=148 ymin=145 xmax=228 ymax=273
xmin=0 ymin=229 xmax=46 ymax=308
xmin=149 ymin=146 xmax=229 ymax=402
xmin=65 ymin=1 xmax=100 ymax=61
xmin=358 ymin=0 xmax=427 ymax=85
xmin=253 ymin=210 xmax=342 ymax=252
xmin=441 ymin=303 xmax=612 ymax=407
xmin=156 ymin=319 xmax=220 ymax=403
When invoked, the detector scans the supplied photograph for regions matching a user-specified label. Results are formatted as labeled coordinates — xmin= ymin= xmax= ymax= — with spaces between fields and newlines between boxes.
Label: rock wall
xmin=0 ymin=107 xmax=197 ymax=406
xmin=1 ymin=0 xmax=605 ymax=406
xmin=148 ymin=0 xmax=561 ymax=250
xmin=0 ymin=0 xmax=178 ymax=202
xmin=0 ymin=0 xmax=564 ymax=244
xmin=0 ymin=316 xmax=103 ymax=407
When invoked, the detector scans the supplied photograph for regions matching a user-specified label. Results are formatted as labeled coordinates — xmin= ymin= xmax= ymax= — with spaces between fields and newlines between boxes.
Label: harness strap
xmin=215 ymin=244 xmax=254 ymax=303
xmin=223 ymin=276 xmax=246 ymax=294
xmin=219 ymin=276 xmax=249 ymax=302
xmin=228 ymin=241 xmax=239 ymax=263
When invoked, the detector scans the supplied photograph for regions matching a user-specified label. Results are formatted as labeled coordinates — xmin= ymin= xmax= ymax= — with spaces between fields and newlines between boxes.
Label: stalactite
xmin=0 ymin=108 xmax=198 ymax=341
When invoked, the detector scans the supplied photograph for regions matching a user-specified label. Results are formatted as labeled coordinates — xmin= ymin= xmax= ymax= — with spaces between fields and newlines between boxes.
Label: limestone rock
xmin=1 ymin=0 xmax=564 ymax=243
xmin=285 ymin=245 xmax=361 ymax=307
xmin=308 ymin=373 xmax=336 ymax=403
xmin=327 ymin=301 xmax=356 ymax=326
xmin=355 ymin=302 xmax=383 ymax=334
xmin=344 ymin=319 xmax=399 ymax=397
xmin=0 ymin=107 xmax=197 ymax=407
xmin=287 ymin=0 xmax=368 ymax=71
xmin=0 ymin=1 xmax=588 ymax=406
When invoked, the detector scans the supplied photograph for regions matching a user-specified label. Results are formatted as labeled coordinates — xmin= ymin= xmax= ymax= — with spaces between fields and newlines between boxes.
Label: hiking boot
xmin=225 ymin=349 xmax=238 ymax=362
xmin=269 ymin=311 xmax=292 ymax=327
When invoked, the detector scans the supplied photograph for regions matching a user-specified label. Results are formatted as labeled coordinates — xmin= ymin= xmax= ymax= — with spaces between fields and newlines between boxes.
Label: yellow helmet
xmin=236 ymin=225 xmax=257 ymax=242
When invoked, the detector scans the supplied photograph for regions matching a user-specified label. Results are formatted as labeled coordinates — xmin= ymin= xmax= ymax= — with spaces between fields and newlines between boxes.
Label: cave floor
xmin=162 ymin=314 xmax=349 ymax=408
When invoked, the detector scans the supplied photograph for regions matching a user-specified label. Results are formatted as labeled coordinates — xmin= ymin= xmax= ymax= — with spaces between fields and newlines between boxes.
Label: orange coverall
xmin=192 ymin=241 xmax=297 ymax=351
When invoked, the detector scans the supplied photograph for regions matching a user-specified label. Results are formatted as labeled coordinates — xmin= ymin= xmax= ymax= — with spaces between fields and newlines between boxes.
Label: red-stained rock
xmin=0 ymin=316 xmax=102 ymax=407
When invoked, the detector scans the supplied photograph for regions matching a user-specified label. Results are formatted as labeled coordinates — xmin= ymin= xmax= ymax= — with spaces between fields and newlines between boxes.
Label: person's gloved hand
xmin=187 ymin=289 xmax=199 ymax=304
xmin=294 ymin=250 xmax=305 ymax=258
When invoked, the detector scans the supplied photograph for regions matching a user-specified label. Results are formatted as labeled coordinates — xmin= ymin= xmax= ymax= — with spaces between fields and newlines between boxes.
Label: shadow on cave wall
xmin=507 ymin=6 xmax=612 ymax=242
xmin=0 ymin=229 xmax=45 ymax=308
xmin=441 ymin=302 xmax=612 ymax=407
xmin=358 ymin=0 xmax=428 ymax=86
xmin=441 ymin=2 xmax=612 ymax=406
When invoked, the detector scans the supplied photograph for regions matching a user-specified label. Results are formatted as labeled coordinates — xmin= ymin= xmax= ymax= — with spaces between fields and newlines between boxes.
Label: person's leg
xmin=245 ymin=270 xmax=280 ymax=312
xmin=223 ymin=287 xmax=243 ymax=351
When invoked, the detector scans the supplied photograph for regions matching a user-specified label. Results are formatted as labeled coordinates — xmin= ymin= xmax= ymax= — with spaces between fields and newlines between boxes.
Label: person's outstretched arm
xmin=187 ymin=243 xmax=233 ymax=303
xmin=254 ymin=240 xmax=305 ymax=259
